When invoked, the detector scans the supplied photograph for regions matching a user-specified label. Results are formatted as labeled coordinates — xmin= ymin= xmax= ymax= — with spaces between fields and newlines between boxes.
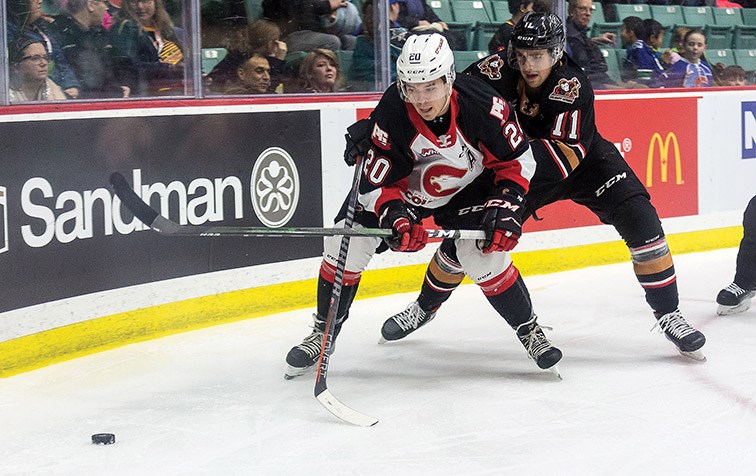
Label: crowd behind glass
xmin=2 ymin=0 xmax=753 ymax=105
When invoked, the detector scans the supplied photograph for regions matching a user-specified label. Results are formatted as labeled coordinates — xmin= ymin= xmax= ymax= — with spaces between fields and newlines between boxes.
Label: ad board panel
xmin=0 ymin=111 xmax=323 ymax=312
xmin=524 ymin=96 xmax=699 ymax=233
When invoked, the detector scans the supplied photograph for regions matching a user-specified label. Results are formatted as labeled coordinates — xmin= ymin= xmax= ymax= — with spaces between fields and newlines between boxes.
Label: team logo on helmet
xmin=478 ymin=55 xmax=504 ymax=80
xmin=548 ymin=77 xmax=581 ymax=104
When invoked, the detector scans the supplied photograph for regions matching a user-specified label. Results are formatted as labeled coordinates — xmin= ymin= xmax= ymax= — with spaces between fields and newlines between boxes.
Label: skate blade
xmin=716 ymin=302 xmax=751 ymax=316
xmin=284 ymin=364 xmax=316 ymax=380
xmin=679 ymin=349 xmax=707 ymax=362
xmin=547 ymin=365 xmax=563 ymax=380
xmin=378 ymin=336 xmax=388 ymax=345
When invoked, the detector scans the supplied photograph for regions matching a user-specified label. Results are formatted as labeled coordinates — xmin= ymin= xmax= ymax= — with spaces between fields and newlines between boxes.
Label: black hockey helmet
xmin=507 ymin=12 xmax=565 ymax=70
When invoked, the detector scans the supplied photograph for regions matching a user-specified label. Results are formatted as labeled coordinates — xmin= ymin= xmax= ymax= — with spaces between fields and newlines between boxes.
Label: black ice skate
xmin=379 ymin=301 xmax=436 ymax=344
xmin=652 ymin=309 xmax=706 ymax=361
xmin=516 ymin=316 xmax=562 ymax=377
xmin=716 ymin=282 xmax=755 ymax=316
xmin=284 ymin=315 xmax=338 ymax=380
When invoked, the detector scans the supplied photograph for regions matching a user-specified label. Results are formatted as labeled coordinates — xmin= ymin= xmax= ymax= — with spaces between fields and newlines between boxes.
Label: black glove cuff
xmin=494 ymin=182 xmax=526 ymax=202
xmin=343 ymin=118 xmax=371 ymax=166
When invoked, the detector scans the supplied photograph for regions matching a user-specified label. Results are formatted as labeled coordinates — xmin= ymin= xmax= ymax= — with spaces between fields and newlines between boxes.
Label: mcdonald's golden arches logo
xmin=646 ymin=132 xmax=682 ymax=187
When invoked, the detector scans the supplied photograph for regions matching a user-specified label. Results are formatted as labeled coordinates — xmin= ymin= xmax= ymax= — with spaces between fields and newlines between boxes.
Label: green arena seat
xmin=614 ymin=4 xmax=651 ymax=21
xmin=650 ymin=5 xmax=684 ymax=28
xmin=682 ymin=6 xmax=715 ymax=28
xmin=201 ymin=48 xmax=228 ymax=75
xmin=452 ymin=0 xmax=496 ymax=24
xmin=713 ymin=7 xmax=744 ymax=27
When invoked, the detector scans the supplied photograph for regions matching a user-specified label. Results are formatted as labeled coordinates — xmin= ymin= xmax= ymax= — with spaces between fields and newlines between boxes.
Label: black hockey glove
xmin=343 ymin=118 xmax=371 ymax=166
xmin=378 ymin=200 xmax=428 ymax=252
xmin=479 ymin=186 xmax=525 ymax=253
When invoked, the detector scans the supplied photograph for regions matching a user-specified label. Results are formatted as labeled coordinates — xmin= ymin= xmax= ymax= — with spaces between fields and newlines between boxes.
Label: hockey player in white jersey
xmin=285 ymin=33 xmax=562 ymax=379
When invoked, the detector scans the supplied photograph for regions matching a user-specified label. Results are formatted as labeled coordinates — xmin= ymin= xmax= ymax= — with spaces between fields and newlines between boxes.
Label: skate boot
xmin=652 ymin=309 xmax=706 ymax=361
xmin=515 ymin=316 xmax=562 ymax=377
xmin=379 ymin=301 xmax=436 ymax=344
xmin=284 ymin=314 xmax=340 ymax=380
xmin=716 ymin=282 xmax=755 ymax=316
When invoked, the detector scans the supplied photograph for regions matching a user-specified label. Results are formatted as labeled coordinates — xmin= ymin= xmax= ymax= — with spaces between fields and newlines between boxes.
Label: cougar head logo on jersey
xmin=478 ymin=55 xmax=504 ymax=80
xmin=423 ymin=164 xmax=467 ymax=197
xmin=548 ymin=77 xmax=581 ymax=104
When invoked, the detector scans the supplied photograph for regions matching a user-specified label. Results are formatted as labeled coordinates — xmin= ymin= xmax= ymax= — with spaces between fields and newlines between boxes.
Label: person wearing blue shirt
xmin=661 ymin=29 xmax=713 ymax=88
xmin=620 ymin=16 xmax=665 ymax=87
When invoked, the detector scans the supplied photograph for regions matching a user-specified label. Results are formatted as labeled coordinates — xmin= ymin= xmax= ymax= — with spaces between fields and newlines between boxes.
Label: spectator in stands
xmin=320 ymin=0 xmax=361 ymax=50
xmin=296 ymin=48 xmax=343 ymax=92
xmin=208 ymin=18 xmax=294 ymax=93
xmin=661 ymin=28 xmax=713 ymax=88
xmin=395 ymin=0 xmax=466 ymax=50
xmin=261 ymin=0 xmax=346 ymax=52
xmin=487 ymin=0 xmax=534 ymax=54
xmin=6 ymin=0 xmax=81 ymax=98
xmin=8 ymin=35 xmax=68 ymax=102
xmin=352 ymin=0 xmax=407 ymax=84
xmin=565 ymin=0 xmax=617 ymax=89
xmin=223 ymin=53 xmax=274 ymax=94
xmin=620 ymin=16 xmax=665 ymax=87
xmin=110 ymin=0 xmax=185 ymax=96
xmin=644 ymin=18 xmax=664 ymax=62
xmin=714 ymin=64 xmax=747 ymax=86
xmin=661 ymin=26 xmax=689 ymax=68
xmin=52 ymin=0 xmax=135 ymax=99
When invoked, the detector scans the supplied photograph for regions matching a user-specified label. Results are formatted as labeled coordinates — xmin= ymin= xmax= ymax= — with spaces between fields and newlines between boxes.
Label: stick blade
xmin=109 ymin=172 xmax=158 ymax=228
xmin=315 ymin=389 xmax=378 ymax=427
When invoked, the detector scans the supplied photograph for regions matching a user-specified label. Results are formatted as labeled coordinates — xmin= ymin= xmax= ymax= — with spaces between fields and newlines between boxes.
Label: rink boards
xmin=0 ymin=89 xmax=754 ymax=377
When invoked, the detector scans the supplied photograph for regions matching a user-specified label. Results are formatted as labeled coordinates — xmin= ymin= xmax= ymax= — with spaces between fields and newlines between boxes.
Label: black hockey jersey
xmin=359 ymin=73 xmax=536 ymax=215
xmin=465 ymin=53 xmax=600 ymax=179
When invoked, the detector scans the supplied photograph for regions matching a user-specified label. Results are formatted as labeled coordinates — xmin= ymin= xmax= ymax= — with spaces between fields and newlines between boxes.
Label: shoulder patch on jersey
xmin=478 ymin=55 xmax=504 ymax=81
xmin=548 ymin=77 xmax=581 ymax=104
xmin=371 ymin=122 xmax=390 ymax=150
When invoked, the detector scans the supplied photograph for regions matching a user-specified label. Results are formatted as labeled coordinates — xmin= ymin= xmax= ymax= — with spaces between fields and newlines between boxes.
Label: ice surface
xmin=1 ymin=248 xmax=754 ymax=475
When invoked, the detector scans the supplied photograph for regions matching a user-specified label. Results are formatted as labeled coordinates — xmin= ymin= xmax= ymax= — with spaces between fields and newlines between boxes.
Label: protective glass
xmin=397 ymin=79 xmax=450 ymax=104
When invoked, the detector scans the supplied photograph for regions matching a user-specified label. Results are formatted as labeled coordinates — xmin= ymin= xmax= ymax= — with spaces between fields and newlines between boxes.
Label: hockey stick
xmin=108 ymin=172 xmax=485 ymax=240
xmin=313 ymin=152 xmax=379 ymax=427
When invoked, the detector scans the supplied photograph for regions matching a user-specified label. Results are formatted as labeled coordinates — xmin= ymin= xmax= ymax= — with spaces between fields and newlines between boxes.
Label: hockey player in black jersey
xmin=381 ymin=13 xmax=707 ymax=361
xmin=285 ymin=33 xmax=563 ymax=379
xmin=716 ymin=194 xmax=756 ymax=315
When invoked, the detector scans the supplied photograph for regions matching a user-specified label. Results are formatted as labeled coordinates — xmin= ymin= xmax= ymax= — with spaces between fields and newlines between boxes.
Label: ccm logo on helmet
xmin=435 ymin=37 xmax=444 ymax=53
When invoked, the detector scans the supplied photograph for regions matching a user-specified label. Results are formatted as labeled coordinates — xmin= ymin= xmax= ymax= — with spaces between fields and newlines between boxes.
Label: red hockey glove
xmin=379 ymin=200 xmax=428 ymax=252
xmin=480 ymin=187 xmax=525 ymax=253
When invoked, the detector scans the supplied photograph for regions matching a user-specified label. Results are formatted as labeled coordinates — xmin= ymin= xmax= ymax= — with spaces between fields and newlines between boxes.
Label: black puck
xmin=91 ymin=433 xmax=115 ymax=445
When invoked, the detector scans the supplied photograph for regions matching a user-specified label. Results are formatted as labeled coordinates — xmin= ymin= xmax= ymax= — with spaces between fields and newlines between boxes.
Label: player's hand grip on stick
xmin=378 ymin=200 xmax=428 ymax=252
xmin=480 ymin=186 xmax=525 ymax=253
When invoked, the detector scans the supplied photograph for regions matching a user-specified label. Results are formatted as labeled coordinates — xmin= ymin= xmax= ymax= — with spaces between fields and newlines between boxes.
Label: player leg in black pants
xmin=380 ymin=238 xmax=563 ymax=373
xmin=383 ymin=140 xmax=706 ymax=359
xmin=717 ymin=194 xmax=756 ymax=315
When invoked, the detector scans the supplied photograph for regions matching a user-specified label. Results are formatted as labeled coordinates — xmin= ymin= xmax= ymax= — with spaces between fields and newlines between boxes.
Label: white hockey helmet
xmin=396 ymin=33 xmax=456 ymax=103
